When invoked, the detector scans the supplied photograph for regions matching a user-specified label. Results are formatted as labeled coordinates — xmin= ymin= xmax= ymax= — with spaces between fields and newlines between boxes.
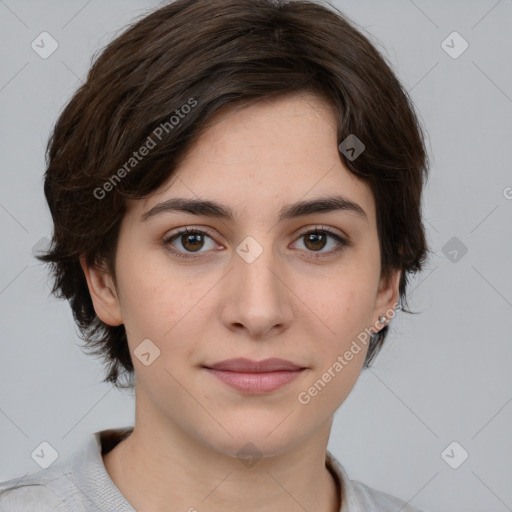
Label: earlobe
xmin=79 ymin=256 xmax=123 ymax=326
xmin=374 ymin=268 xmax=402 ymax=327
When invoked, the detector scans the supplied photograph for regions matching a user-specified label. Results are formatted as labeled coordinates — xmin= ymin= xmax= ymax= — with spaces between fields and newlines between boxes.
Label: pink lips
xmin=203 ymin=358 xmax=306 ymax=394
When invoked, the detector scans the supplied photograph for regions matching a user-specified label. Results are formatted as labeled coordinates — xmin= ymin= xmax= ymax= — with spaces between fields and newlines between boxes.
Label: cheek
xmin=296 ymin=270 xmax=375 ymax=401
xmin=307 ymin=271 xmax=376 ymax=339
xmin=114 ymin=258 xmax=176 ymax=354
xmin=118 ymin=263 xmax=209 ymax=369
xmin=301 ymin=288 xmax=371 ymax=409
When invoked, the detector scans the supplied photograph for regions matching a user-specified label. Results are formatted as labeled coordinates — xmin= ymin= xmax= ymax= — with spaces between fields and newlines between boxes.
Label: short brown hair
xmin=36 ymin=0 xmax=431 ymax=389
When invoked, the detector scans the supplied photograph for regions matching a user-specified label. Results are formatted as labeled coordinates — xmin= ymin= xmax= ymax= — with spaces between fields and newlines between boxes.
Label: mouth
xmin=202 ymin=358 xmax=307 ymax=394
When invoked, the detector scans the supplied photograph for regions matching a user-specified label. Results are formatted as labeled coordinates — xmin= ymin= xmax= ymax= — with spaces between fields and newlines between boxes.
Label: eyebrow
xmin=140 ymin=195 xmax=368 ymax=224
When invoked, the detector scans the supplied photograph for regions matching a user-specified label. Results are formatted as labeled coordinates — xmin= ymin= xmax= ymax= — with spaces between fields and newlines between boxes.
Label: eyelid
xmin=163 ymin=224 xmax=347 ymax=243
xmin=294 ymin=224 xmax=348 ymax=241
xmin=163 ymin=225 xmax=222 ymax=245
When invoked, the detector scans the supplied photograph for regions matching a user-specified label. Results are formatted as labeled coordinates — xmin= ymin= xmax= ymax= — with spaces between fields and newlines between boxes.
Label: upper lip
xmin=204 ymin=358 xmax=304 ymax=372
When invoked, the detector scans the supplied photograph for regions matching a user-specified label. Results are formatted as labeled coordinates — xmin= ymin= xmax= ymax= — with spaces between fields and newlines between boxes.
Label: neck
xmin=103 ymin=414 xmax=340 ymax=512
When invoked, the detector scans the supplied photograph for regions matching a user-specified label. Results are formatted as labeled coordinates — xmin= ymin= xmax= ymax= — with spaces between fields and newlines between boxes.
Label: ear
xmin=79 ymin=255 xmax=123 ymax=326
xmin=372 ymin=268 xmax=402 ymax=330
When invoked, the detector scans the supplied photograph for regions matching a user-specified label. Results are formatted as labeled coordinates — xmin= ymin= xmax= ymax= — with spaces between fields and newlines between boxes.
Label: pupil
xmin=306 ymin=232 xmax=325 ymax=251
xmin=184 ymin=233 xmax=203 ymax=252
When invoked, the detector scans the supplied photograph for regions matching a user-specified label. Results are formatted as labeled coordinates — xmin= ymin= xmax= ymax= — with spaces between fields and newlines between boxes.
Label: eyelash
xmin=162 ymin=226 xmax=349 ymax=261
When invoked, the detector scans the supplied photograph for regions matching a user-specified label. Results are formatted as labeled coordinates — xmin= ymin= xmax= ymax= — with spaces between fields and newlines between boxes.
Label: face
xmin=81 ymin=91 xmax=400 ymax=458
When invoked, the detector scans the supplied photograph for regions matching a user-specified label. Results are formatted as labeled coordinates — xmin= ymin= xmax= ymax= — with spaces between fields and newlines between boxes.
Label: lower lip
xmin=204 ymin=368 xmax=304 ymax=394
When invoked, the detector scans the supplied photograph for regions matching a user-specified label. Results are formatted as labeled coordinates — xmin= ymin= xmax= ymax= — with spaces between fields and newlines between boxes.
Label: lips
xmin=203 ymin=358 xmax=306 ymax=394
xmin=203 ymin=357 xmax=304 ymax=372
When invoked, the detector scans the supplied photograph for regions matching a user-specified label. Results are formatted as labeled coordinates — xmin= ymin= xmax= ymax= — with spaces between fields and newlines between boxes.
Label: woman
xmin=0 ymin=0 xmax=430 ymax=510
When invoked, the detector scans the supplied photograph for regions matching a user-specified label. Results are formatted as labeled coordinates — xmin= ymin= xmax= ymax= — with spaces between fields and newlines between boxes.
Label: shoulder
xmin=350 ymin=479 xmax=424 ymax=512
xmin=325 ymin=450 xmax=426 ymax=512
xmin=0 ymin=465 xmax=70 ymax=511
xmin=0 ymin=428 xmax=132 ymax=512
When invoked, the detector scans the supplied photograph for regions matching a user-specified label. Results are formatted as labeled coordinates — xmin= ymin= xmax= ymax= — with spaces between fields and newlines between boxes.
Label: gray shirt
xmin=0 ymin=427 xmax=424 ymax=511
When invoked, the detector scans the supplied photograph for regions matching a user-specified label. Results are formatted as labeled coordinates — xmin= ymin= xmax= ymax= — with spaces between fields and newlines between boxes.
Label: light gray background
xmin=1 ymin=1 xmax=511 ymax=511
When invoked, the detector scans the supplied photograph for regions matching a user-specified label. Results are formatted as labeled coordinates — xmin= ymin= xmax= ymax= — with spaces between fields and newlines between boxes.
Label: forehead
xmin=127 ymin=92 xmax=375 ymax=226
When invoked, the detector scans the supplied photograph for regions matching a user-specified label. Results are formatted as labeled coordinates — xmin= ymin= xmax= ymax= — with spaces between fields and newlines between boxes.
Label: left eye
xmin=294 ymin=228 xmax=348 ymax=255
xmin=163 ymin=226 xmax=348 ymax=260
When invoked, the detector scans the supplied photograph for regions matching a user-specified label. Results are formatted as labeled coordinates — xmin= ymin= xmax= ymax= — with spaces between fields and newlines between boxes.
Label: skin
xmin=80 ymin=91 xmax=401 ymax=512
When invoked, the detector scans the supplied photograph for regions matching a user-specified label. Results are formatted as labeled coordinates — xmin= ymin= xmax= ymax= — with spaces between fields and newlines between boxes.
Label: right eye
xmin=163 ymin=227 xmax=220 ymax=260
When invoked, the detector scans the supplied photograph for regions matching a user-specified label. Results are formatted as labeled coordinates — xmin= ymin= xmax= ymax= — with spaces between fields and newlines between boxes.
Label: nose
xmin=221 ymin=237 xmax=293 ymax=339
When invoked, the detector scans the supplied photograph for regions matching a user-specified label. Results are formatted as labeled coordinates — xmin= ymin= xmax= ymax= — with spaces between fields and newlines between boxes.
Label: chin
xmin=198 ymin=418 xmax=306 ymax=461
